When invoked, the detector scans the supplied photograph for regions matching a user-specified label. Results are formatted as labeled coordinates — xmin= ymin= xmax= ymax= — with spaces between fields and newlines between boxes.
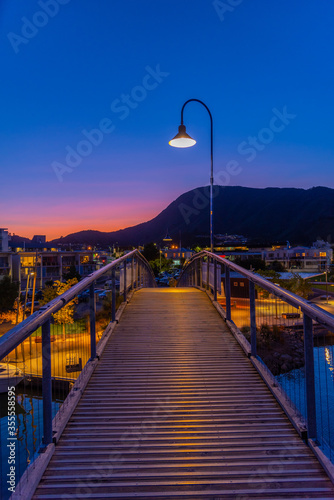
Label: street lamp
xmin=169 ymin=99 xmax=214 ymax=252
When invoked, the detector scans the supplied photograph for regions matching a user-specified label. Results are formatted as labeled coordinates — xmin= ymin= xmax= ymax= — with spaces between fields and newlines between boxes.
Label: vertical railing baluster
xmin=42 ymin=319 xmax=52 ymax=445
xmin=138 ymin=262 xmax=141 ymax=288
xmin=131 ymin=257 xmax=134 ymax=290
xmin=249 ymin=281 xmax=257 ymax=358
xmin=225 ymin=265 xmax=231 ymax=321
xmin=89 ymin=283 xmax=96 ymax=360
xmin=111 ymin=267 xmax=116 ymax=322
xmin=200 ymin=258 xmax=203 ymax=288
xmin=304 ymin=313 xmax=317 ymax=440
xmin=214 ymin=259 xmax=217 ymax=301
xmin=206 ymin=257 xmax=210 ymax=290
xmin=123 ymin=259 xmax=127 ymax=301
xmin=135 ymin=259 xmax=138 ymax=288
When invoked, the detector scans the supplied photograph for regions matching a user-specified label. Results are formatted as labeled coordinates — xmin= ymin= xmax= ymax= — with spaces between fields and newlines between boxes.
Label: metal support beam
xmin=111 ymin=267 xmax=116 ymax=322
xmin=249 ymin=281 xmax=257 ymax=358
xmin=206 ymin=258 xmax=210 ymax=290
xmin=213 ymin=260 xmax=217 ymax=301
xmin=138 ymin=262 xmax=141 ymax=288
xmin=225 ymin=265 xmax=231 ymax=321
xmin=304 ymin=313 xmax=317 ymax=440
xmin=123 ymin=259 xmax=127 ymax=301
xmin=42 ymin=319 xmax=52 ymax=445
xmin=89 ymin=283 xmax=96 ymax=360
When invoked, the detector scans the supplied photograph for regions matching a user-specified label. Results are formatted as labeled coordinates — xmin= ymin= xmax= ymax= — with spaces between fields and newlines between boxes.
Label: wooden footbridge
xmin=32 ymin=288 xmax=334 ymax=499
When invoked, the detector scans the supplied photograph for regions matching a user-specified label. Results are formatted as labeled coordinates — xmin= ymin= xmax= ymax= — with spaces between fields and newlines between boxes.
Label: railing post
xmin=200 ymin=258 xmax=203 ymax=288
xmin=135 ymin=259 xmax=138 ymax=288
xmin=89 ymin=282 xmax=96 ymax=360
xmin=42 ymin=319 xmax=52 ymax=445
xmin=304 ymin=313 xmax=317 ymax=440
xmin=206 ymin=258 xmax=210 ymax=290
xmin=225 ymin=265 xmax=231 ymax=321
xmin=123 ymin=259 xmax=127 ymax=301
xmin=249 ymin=281 xmax=257 ymax=358
xmin=214 ymin=259 xmax=217 ymax=301
xmin=111 ymin=267 xmax=116 ymax=322
xmin=131 ymin=257 xmax=134 ymax=290
xmin=138 ymin=261 xmax=141 ymax=288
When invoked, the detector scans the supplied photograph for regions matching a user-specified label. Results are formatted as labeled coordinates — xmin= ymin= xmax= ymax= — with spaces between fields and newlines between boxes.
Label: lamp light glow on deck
xmin=169 ymin=124 xmax=196 ymax=148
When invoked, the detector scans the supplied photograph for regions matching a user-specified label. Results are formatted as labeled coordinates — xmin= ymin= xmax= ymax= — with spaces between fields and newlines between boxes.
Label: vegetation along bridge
xmin=1 ymin=250 xmax=334 ymax=499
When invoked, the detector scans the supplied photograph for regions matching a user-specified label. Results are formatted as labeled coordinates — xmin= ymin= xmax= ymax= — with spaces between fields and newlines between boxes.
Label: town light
xmin=169 ymin=99 xmax=214 ymax=252
xmin=169 ymin=125 xmax=196 ymax=148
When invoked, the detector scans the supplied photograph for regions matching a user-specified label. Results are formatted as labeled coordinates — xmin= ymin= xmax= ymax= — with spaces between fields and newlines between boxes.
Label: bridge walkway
xmin=33 ymin=288 xmax=334 ymax=499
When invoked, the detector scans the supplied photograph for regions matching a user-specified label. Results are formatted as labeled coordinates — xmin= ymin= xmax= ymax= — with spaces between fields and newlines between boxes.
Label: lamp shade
xmin=169 ymin=124 xmax=196 ymax=148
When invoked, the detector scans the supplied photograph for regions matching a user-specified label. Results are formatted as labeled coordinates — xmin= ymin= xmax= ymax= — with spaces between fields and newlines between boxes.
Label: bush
xmin=0 ymin=276 xmax=19 ymax=313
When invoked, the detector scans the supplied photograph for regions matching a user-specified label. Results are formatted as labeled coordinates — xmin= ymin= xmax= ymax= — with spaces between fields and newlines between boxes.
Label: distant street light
xmin=169 ymin=99 xmax=214 ymax=252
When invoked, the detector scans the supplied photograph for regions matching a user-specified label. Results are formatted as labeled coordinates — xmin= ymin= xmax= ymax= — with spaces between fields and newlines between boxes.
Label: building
xmin=261 ymin=240 xmax=332 ymax=272
xmin=31 ymin=235 xmax=46 ymax=245
xmin=164 ymin=247 xmax=194 ymax=266
xmin=0 ymin=228 xmax=97 ymax=286
xmin=19 ymin=250 xmax=96 ymax=288
xmin=221 ymin=271 xmax=256 ymax=299
xmin=0 ymin=228 xmax=9 ymax=252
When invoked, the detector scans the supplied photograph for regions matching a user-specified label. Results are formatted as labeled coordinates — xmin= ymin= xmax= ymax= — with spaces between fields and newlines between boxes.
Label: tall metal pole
xmin=249 ymin=281 xmax=257 ymax=358
xmin=303 ymin=313 xmax=317 ymax=440
xmin=89 ymin=283 xmax=96 ymax=360
xmin=42 ymin=319 xmax=52 ymax=445
xmin=111 ymin=267 xmax=116 ymax=322
xmin=181 ymin=99 xmax=214 ymax=252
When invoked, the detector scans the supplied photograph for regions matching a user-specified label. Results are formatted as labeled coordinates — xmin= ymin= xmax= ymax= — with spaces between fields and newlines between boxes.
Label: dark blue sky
xmin=1 ymin=0 xmax=334 ymax=238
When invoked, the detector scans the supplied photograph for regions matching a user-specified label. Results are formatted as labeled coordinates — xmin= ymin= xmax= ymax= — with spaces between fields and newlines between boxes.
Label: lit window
xmin=234 ymin=282 xmax=238 ymax=286
xmin=320 ymin=252 xmax=326 ymax=257
xmin=240 ymin=282 xmax=244 ymax=287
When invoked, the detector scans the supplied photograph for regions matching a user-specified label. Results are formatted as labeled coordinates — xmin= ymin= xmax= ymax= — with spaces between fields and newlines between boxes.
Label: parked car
xmin=104 ymin=280 xmax=120 ymax=289
xmin=25 ymin=301 xmax=40 ymax=309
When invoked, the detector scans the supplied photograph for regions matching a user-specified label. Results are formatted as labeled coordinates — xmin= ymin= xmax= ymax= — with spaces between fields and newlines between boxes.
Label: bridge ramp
xmin=33 ymin=288 xmax=334 ymax=499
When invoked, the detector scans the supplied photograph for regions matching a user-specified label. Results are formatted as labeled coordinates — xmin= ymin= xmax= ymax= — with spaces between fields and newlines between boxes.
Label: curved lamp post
xmin=169 ymin=99 xmax=214 ymax=252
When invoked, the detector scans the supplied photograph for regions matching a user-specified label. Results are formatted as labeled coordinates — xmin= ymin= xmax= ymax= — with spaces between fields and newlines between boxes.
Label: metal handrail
xmin=179 ymin=249 xmax=334 ymax=452
xmin=179 ymin=250 xmax=334 ymax=331
xmin=0 ymin=249 xmax=155 ymax=360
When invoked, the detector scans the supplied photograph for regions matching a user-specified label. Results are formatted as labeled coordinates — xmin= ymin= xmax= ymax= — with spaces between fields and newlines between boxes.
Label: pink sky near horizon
xmin=4 ymin=198 xmax=170 ymax=241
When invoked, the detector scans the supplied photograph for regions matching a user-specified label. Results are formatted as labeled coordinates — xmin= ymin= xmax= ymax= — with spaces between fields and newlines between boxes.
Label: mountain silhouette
xmin=50 ymin=186 xmax=334 ymax=247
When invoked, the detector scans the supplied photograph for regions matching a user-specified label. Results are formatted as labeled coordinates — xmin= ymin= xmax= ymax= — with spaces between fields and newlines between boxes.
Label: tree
xmin=149 ymin=257 xmax=174 ymax=276
xmin=39 ymin=285 xmax=58 ymax=305
xmin=268 ymin=260 xmax=285 ymax=272
xmin=141 ymin=242 xmax=159 ymax=262
xmin=279 ymin=273 xmax=312 ymax=299
xmin=63 ymin=265 xmax=81 ymax=282
xmin=234 ymin=257 xmax=266 ymax=271
xmin=255 ymin=270 xmax=312 ymax=299
xmin=0 ymin=276 xmax=19 ymax=313
xmin=40 ymin=278 xmax=78 ymax=340
xmin=254 ymin=269 xmax=281 ymax=298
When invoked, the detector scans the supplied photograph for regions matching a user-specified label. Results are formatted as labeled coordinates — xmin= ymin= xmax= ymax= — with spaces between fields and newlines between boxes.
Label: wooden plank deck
xmin=33 ymin=288 xmax=334 ymax=499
